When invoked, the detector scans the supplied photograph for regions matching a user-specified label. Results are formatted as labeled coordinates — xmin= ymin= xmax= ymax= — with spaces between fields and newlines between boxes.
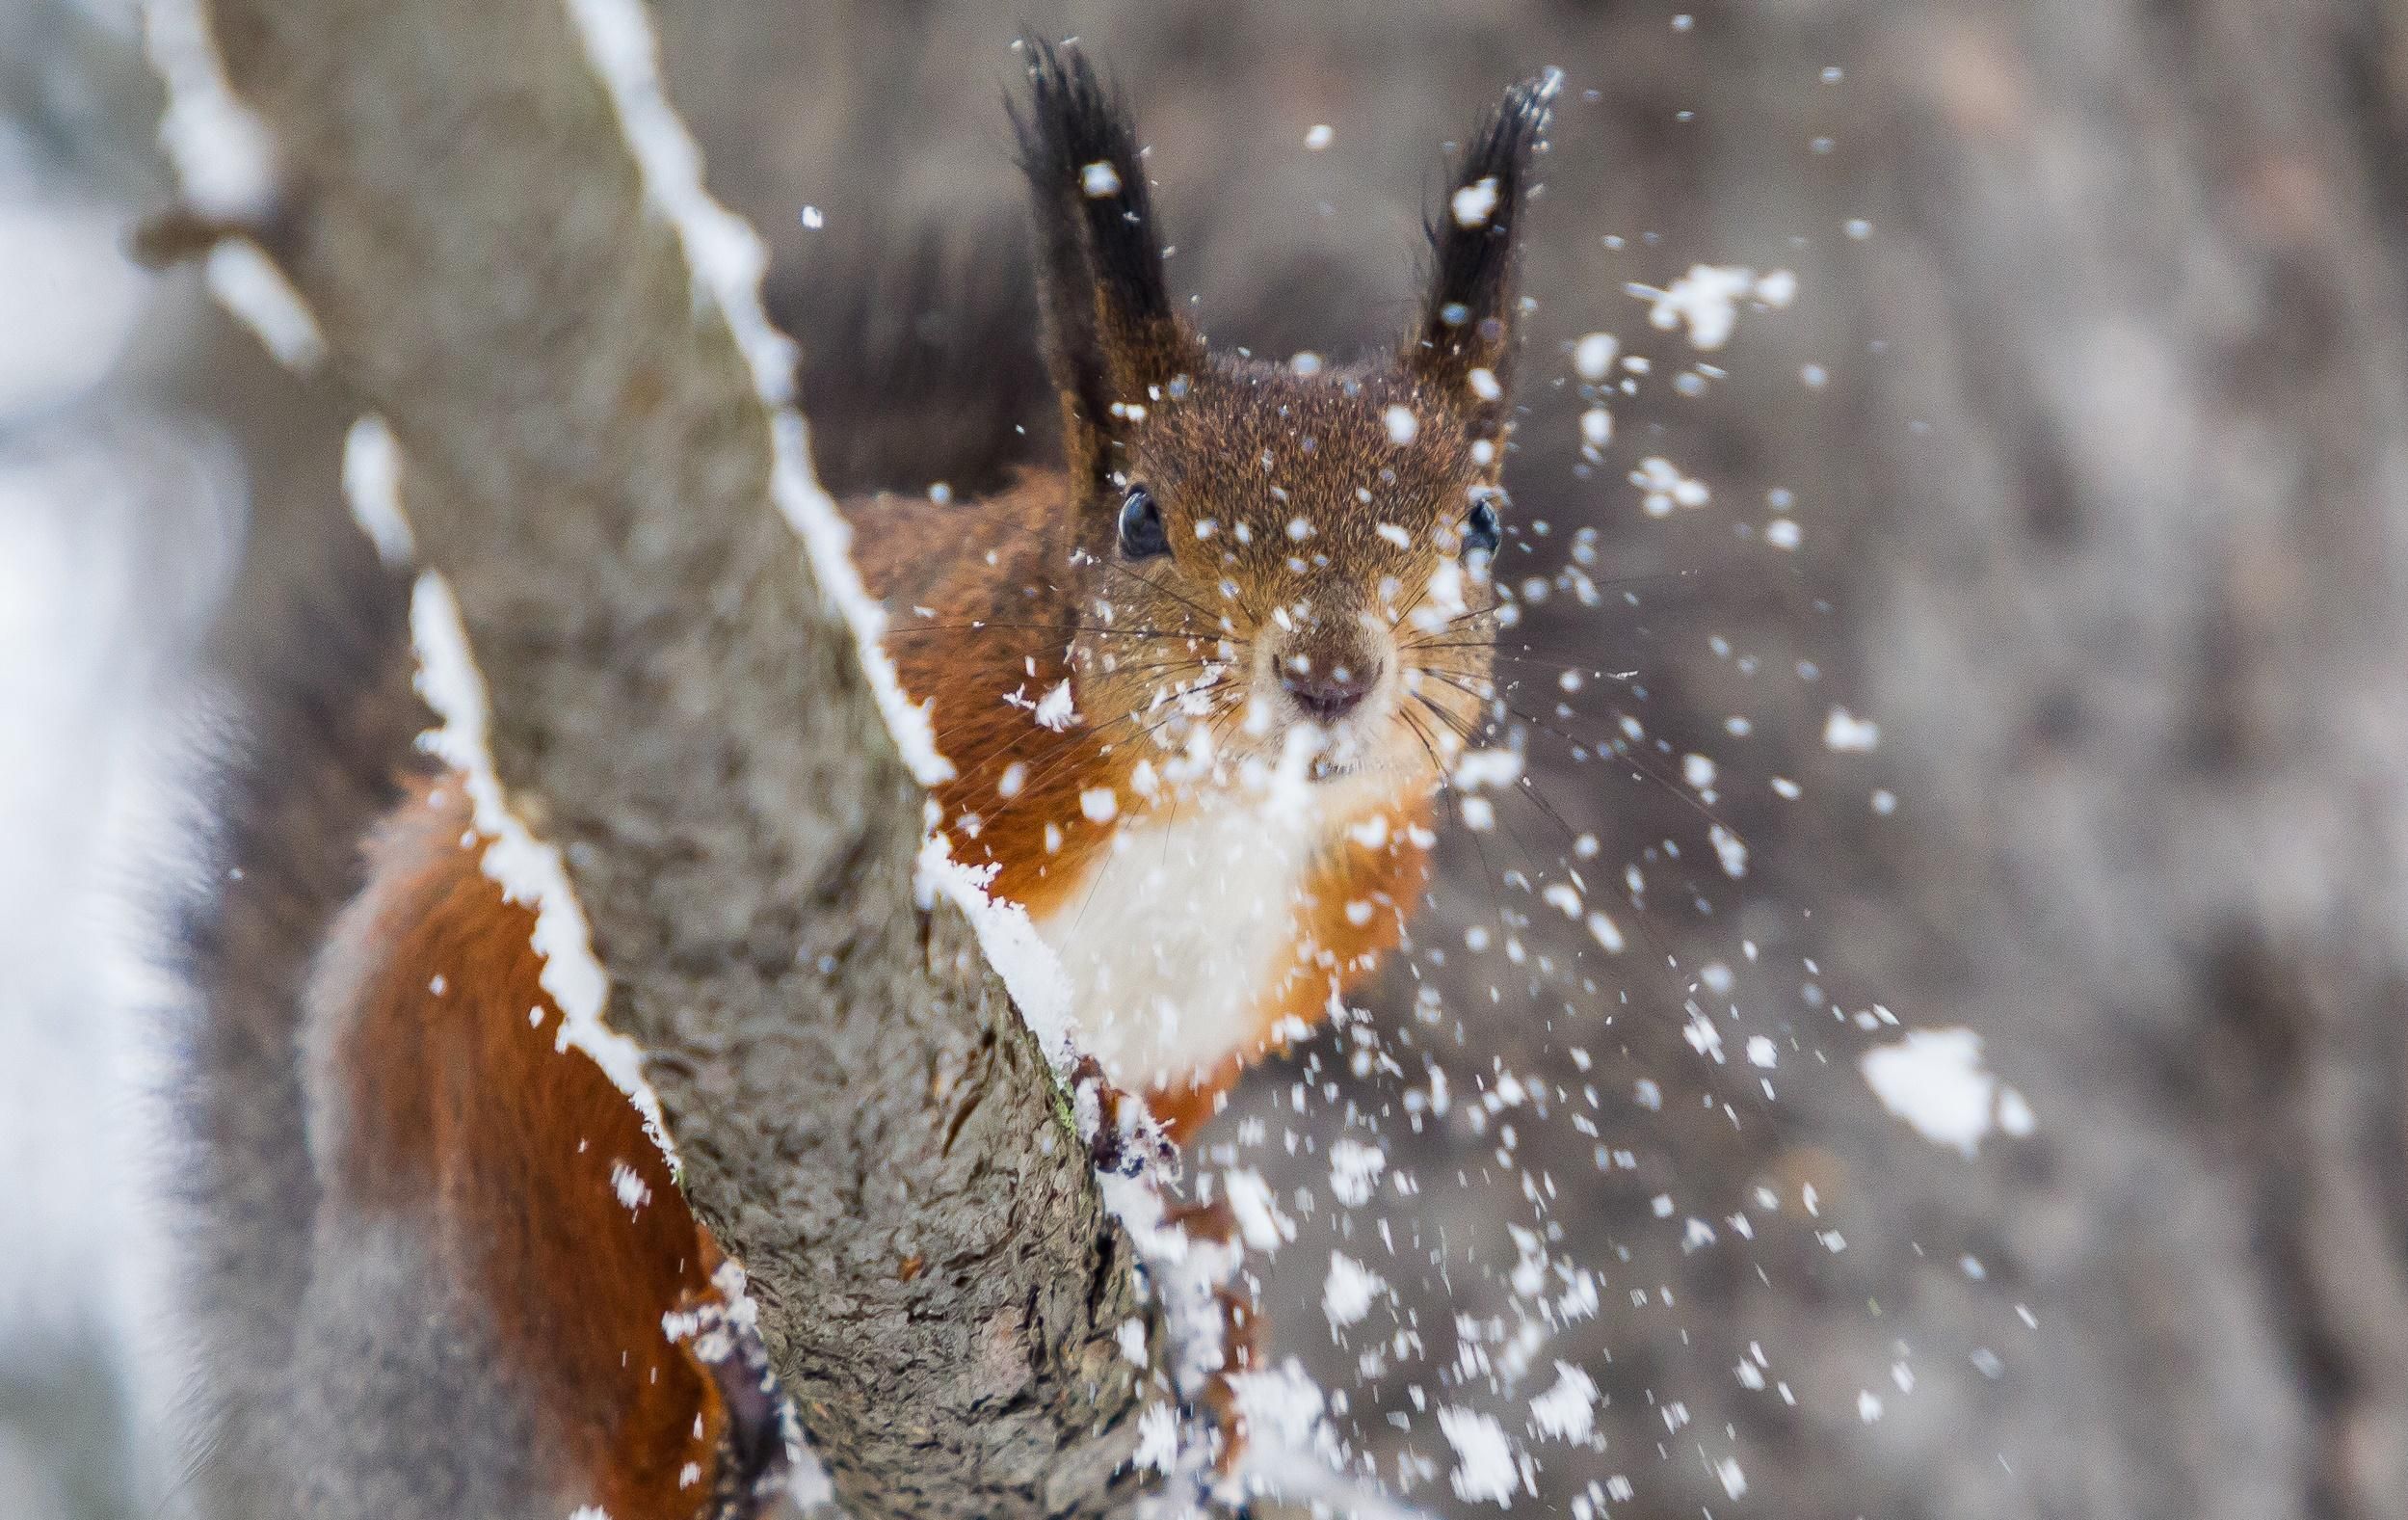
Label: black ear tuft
xmin=1406 ymin=70 xmax=1559 ymax=426
xmin=1009 ymin=35 xmax=1174 ymax=333
xmin=1008 ymin=34 xmax=1196 ymax=487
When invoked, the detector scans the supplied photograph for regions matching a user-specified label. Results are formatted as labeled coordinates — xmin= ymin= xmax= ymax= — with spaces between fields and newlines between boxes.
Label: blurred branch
xmin=172 ymin=0 xmax=1162 ymax=1512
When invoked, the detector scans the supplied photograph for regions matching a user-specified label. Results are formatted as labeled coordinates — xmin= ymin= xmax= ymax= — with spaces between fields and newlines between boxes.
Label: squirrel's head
xmin=1012 ymin=40 xmax=1553 ymax=794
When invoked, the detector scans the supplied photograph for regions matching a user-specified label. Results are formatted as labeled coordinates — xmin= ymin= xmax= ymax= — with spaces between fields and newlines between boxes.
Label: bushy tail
xmin=164 ymin=524 xmax=427 ymax=1517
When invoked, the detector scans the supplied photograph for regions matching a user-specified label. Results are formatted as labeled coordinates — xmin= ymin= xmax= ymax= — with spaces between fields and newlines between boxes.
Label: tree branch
xmin=174 ymin=0 xmax=1164 ymax=1511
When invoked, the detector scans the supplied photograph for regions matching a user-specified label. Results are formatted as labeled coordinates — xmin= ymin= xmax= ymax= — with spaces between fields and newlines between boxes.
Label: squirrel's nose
xmin=1282 ymin=660 xmax=1378 ymax=724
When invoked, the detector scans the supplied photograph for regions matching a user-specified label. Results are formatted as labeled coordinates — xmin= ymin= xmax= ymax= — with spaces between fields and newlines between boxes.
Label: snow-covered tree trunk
xmin=176 ymin=1 xmax=1158 ymax=1513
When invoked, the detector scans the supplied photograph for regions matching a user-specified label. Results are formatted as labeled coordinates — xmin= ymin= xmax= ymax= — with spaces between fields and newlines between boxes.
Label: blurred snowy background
xmin=10 ymin=1 xmax=2408 ymax=1516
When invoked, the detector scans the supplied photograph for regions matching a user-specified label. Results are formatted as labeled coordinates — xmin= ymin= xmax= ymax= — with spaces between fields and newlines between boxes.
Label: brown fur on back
xmin=172 ymin=539 xmax=784 ymax=1517
xmin=308 ymin=777 xmax=776 ymax=1517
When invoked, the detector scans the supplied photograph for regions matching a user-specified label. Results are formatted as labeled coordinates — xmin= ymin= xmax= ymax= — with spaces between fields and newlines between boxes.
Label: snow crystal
xmin=1078 ymin=787 xmax=1117 ymax=823
xmin=1224 ymin=1167 xmax=1297 ymax=1252
xmin=1134 ymin=1401 xmax=1179 ymax=1472
xmin=203 ymin=243 xmax=326 ymax=369
xmin=1034 ymin=679 xmax=1078 ymax=732
xmin=1766 ymin=517 xmax=1803 ymax=549
xmin=1716 ymin=1455 xmax=1749 ymax=1499
xmin=1860 ymin=1027 xmax=2031 ymax=1159
xmin=1579 ymin=406 xmax=1613 ymax=448
xmin=1684 ymin=1008 xmax=1725 ymax=1061
xmin=1823 ymin=707 xmax=1880 ymax=753
xmin=1304 ymin=123 xmax=1334 ymax=150
xmin=1630 ymin=456 xmax=1709 ymax=517
xmin=1530 ymin=1362 xmax=1599 ymax=1442
xmin=1439 ymin=1405 xmax=1529 ymax=1505
xmin=1998 ymin=1084 xmax=2036 ymax=1136
xmin=1573 ymin=331 xmax=1619 ymax=382
xmin=1321 ymin=1251 xmax=1386 ymax=1329
xmin=1451 ymin=175 xmax=1500 ymax=228
xmin=1080 ymin=160 xmax=1122 ymax=198
xmin=341 ymin=416 xmax=413 ymax=566
xmin=1585 ymin=912 xmax=1626 ymax=954
xmin=1746 ymin=1035 xmax=1778 ymax=1069
xmin=1383 ymin=404 xmax=1419 ymax=446
xmin=1625 ymin=265 xmax=1796 ymax=351
xmin=1117 ymin=1318 xmax=1149 ymax=1367
xmin=1468 ymin=366 xmax=1502 ymax=402
xmin=1228 ymin=1359 xmax=1340 ymax=1470
xmin=609 ymin=1160 xmax=650 ymax=1211
xmin=1452 ymin=748 xmax=1522 ymax=791
xmin=1328 ymin=1137 xmax=1387 ymax=1206
xmin=1708 ymin=824 xmax=1748 ymax=878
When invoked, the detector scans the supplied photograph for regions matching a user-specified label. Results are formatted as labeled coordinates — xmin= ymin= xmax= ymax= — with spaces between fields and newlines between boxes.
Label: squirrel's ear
xmin=1404 ymin=72 xmax=1558 ymax=442
xmin=1011 ymin=37 xmax=1201 ymax=484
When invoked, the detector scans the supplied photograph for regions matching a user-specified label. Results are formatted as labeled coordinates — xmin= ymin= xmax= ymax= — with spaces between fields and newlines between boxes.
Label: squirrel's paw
xmin=1070 ymin=1054 xmax=1174 ymax=1179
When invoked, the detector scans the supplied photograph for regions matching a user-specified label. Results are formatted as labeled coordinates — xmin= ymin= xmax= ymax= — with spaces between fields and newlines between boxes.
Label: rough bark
xmin=192 ymin=2 xmax=1153 ymax=1513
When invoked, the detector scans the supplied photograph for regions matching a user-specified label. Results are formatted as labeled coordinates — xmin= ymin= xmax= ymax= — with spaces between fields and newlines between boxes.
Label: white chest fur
xmin=1030 ymin=799 xmax=1321 ymax=1092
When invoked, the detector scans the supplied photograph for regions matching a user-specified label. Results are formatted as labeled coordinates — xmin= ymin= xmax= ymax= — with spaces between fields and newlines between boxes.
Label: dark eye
xmin=1118 ymin=484 xmax=1171 ymax=560
xmin=1464 ymin=495 xmax=1503 ymax=557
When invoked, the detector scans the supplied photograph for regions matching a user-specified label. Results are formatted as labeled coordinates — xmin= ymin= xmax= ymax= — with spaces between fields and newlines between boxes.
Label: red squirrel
xmin=174 ymin=554 xmax=793 ymax=1520
xmin=847 ymin=42 xmax=1549 ymax=1138
xmin=169 ymin=39 xmax=1545 ymax=1520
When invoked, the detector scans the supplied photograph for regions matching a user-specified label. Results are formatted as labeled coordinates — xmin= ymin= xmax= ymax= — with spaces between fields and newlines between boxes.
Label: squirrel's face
xmin=1066 ymin=359 xmax=1501 ymax=793
xmin=1014 ymin=41 xmax=1552 ymax=805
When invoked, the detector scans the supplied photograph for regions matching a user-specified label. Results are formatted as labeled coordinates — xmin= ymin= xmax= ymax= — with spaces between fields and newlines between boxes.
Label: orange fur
xmin=324 ymin=776 xmax=771 ymax=1518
